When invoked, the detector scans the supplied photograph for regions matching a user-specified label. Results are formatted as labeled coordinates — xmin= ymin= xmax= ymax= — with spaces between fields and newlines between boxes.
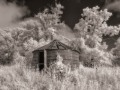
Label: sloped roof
xmin=33 ymin=40 xmax=72 ymax=51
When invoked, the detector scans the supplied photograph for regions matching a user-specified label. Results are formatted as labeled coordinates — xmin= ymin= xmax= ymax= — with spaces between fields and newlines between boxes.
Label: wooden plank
xmin=44 ymin=50 xmax=47 ymax=69
xmin=32 ymin=52 xmax=39 ymax=69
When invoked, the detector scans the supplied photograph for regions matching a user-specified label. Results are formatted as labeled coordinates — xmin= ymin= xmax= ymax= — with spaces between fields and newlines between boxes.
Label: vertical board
xmin=32 ymin=51 xmax=39 ymax=68
xmin=44 ymin=50 xmax=47 ymax=69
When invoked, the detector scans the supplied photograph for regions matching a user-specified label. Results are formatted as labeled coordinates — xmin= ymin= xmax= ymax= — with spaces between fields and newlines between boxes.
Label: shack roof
xmin=33 ymin=40 xmax=72 ymax=51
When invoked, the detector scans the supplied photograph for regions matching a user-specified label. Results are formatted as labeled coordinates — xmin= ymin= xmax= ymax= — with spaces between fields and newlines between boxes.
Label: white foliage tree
xmin=111 ymin=37 xmax=120 ymax=66
xmin=0 ymin=3 xmax=64 ymax=65
xmin=72 ymin=6 xmax=120 ymax=66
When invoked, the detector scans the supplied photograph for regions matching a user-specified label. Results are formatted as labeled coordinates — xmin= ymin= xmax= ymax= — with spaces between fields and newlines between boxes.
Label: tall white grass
xmin=0 ymin=64 xmax=120 ymax=90
xmin=0 ymin=55 xmax=120 ymax=90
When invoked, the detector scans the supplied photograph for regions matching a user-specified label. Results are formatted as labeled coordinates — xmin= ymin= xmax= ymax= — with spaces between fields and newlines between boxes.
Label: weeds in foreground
xmin=0 ymin=61 xmax=120 ymax=90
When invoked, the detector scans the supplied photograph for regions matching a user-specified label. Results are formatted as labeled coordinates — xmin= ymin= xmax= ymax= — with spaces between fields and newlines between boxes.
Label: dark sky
xmin=7 ymin=0 xmax=120 ymax=28
xmin=7 ymin=0 xmax=106 ymax=28
xmin=28 ymin=0 xmax=105 ymax=28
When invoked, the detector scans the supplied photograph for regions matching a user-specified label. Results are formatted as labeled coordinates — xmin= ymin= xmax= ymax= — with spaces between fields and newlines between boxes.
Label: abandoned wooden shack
xmin=32 ymin=40 xmax=80 ymax=70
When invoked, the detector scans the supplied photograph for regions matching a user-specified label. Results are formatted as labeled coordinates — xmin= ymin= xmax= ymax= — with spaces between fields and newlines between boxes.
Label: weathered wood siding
xmin=71 ymin=51 xmax=80 ymax=69
xmin=32 ymin=51 xmax=39 ymax=68
xmin=32 ymin=49 xmax=80 ymax=70
xmin=47 ymin=49 xmax=79 ymax=68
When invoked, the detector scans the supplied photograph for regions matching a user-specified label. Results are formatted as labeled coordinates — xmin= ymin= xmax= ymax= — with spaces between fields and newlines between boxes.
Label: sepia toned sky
xmin=4 ymin=0 xmax=120 ymax=28
xmin=7 ymin=0 xmax=105 ymax=28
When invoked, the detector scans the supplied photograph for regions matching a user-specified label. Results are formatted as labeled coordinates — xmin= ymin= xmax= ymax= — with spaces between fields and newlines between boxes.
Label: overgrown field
xmin=0 ymin=63 xmax=120 ymax=90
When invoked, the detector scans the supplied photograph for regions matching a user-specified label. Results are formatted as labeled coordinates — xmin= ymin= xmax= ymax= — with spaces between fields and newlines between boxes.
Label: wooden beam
xmin=44 ymin=50 xmax=47 ymax=70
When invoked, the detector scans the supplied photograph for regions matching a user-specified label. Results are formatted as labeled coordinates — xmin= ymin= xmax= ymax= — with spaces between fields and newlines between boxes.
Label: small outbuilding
xmin=32 ymin=40 xmax=80 ymax=70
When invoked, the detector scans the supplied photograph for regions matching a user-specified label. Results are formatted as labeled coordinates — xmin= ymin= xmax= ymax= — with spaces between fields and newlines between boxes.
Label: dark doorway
xmin=39 ymin=51 xmax=44 ymax=70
